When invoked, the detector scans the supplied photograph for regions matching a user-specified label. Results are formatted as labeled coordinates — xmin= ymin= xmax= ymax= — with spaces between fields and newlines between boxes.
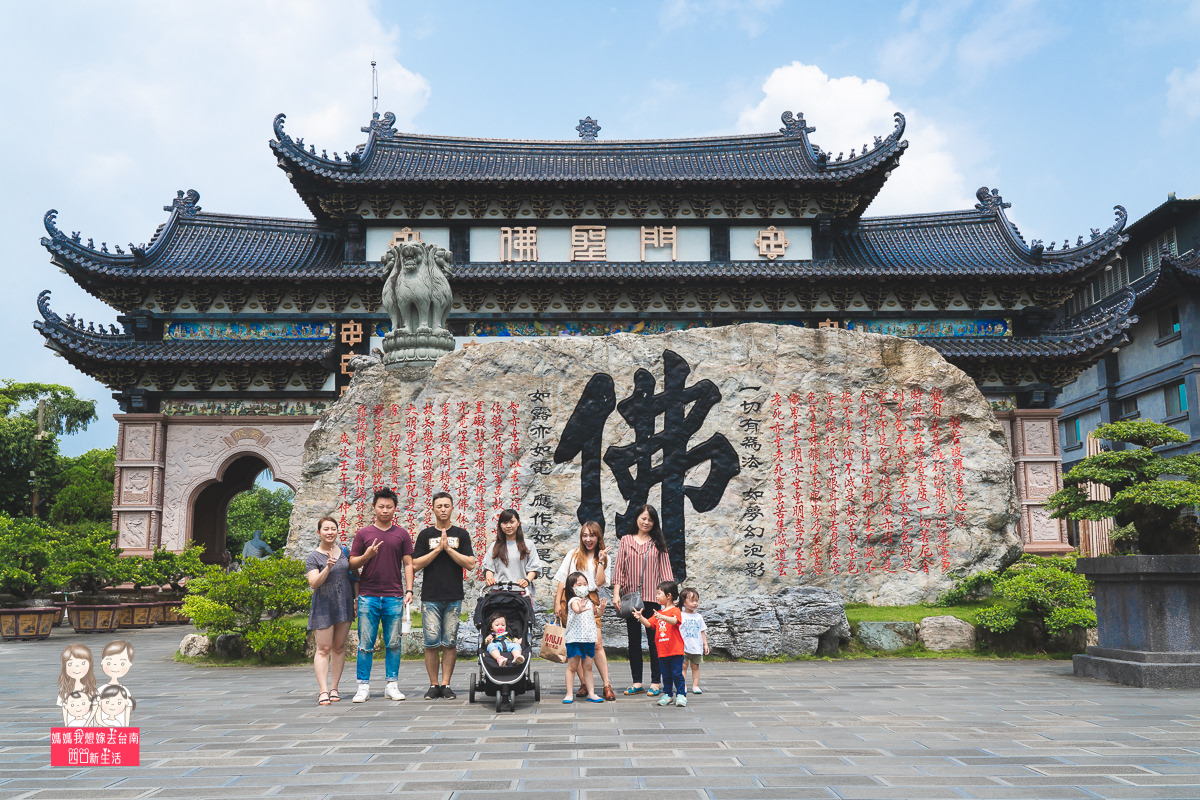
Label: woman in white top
xmin=483 ymin=509 xmax=545 ymax=592
xmin=553 ymin=521 xmax=615 ymax=701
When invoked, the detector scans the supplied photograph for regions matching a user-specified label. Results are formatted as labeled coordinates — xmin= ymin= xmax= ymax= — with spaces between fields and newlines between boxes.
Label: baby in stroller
xmin=484 ymin=614 xmax=526 ymax=667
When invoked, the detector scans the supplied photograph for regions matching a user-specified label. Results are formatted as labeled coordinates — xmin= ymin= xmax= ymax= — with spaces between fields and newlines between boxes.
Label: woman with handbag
xmin=610 ymin=505 xmax=675 ymax=697
xmin=553 ymin=521 xmax=615 ymax=701
xmin=306 ymin=516 xmax=357 ymax=705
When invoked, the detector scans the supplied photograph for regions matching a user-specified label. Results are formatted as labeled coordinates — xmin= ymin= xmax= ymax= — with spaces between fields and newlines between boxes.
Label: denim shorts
xmin=422 ymin=600 xmax=461 ymax=648
xmin=566 ymin=641 xmax=595 ymax=660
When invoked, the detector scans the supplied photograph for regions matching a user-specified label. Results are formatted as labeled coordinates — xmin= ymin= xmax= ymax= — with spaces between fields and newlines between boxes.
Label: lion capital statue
xmin=379 ymin=241 xmax=455 ymax=367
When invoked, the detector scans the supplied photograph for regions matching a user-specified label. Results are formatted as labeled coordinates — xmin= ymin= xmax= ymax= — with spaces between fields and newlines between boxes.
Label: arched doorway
xmin=190 ymin=453 xmax=271 ymax=564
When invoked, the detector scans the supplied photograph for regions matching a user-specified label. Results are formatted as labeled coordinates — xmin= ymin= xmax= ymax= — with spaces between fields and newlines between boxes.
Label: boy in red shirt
xmin=636 ymin=581 xmax=687 ymax=707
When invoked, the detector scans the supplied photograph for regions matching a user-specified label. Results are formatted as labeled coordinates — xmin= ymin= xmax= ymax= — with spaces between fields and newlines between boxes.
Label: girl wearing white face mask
xmin=562 ymin=571 xmax=606 ymax=704
xmin=553 ymin=521 xmax=614 ymax=700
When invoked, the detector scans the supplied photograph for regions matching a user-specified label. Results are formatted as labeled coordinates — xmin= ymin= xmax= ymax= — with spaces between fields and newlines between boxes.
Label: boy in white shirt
xmin=679 ymin=587 xmax=710 ymax=695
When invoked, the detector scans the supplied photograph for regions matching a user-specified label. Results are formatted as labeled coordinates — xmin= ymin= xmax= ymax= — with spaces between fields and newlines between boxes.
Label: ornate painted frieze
xmin=160 ymin=398 xmax=331 ymax=416
xmin=164 ymin=321 xmax=335 ymax=341
xmin=462 ymin=320 xmax=717 ymax=338
xmin=845 ymin=319 xmax=1010 ymax=337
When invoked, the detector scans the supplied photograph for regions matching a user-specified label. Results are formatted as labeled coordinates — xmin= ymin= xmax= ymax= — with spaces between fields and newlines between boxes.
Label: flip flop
xmin=328 ymin=689 xmax=341 ymax=702
xmin=317 ymin=692 xmax=330 ymax=706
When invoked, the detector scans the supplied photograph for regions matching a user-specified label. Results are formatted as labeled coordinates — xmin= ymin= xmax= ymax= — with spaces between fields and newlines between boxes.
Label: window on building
xmin=1141 ymin=228 xmax=1178 ymax=274
xmin=1158 ymin=306 xmax=1181 ymax=339
xmin=1064 ymin=417 xmax=1082 ymax=448
xmin=1120 ymin=397 xmax=1139 ymax=418
xmin=1165 ymin=380 xmax=1188 ymax=418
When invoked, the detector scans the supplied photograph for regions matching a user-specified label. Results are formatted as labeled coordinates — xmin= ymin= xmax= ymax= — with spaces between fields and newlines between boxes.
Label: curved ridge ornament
xmin=779 ymin=111 xmax=815 ymax=139
xmin=164 ymin=189 xmax=201 ymax=217
xmin=43 ymin=210 xmax=62 ymax=238
xmin=273 ymin=113 xmax=289 ymax=144
xmin=974 ymin=186 xmax=1012 ymax=215
xmin=361 ymin=111 xmax=397 ymax=140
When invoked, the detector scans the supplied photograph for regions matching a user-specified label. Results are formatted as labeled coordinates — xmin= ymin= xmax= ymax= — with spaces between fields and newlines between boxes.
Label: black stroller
xmin=468 ymin=582 xmax=542 ymax=712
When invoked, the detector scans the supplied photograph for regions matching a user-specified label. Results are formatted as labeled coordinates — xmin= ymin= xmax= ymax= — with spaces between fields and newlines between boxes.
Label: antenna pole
xmin=371 ymin=60 xmax=378 ymax=116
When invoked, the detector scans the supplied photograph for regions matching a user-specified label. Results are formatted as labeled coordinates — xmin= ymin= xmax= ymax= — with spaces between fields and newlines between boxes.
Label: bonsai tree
xmin=1046 ymin=420 xmax=1200 ymax=555
xmin=150 ymin=545 xmax=206 ymax=596
xmin=47 ymin=523 xmax=135 ymax=598
xmin=0 ymin=515 xmax=63 ymax=603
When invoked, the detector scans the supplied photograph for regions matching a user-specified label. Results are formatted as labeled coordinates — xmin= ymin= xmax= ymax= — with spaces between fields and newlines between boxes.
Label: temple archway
xmin=188 ymin=453 xmax=297 ymax=564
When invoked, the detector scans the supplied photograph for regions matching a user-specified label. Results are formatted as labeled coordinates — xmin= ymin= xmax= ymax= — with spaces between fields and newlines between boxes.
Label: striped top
xmin=611 ymin=535 xmax=674 ymax=597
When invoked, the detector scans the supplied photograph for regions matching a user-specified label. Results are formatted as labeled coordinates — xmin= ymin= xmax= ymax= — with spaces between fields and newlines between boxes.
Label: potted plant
xmin=50 ymin=523 xmax=135 ymax=634
xmin=1047 ymin=420 xmax=1200 ymax=688
xmin=116 ymin=555 xmax=160 ymax=628
xmin=152 ymin=545 xmax=205 ymax=624
xmin=0 ymin=515 xmax=63 ymax=640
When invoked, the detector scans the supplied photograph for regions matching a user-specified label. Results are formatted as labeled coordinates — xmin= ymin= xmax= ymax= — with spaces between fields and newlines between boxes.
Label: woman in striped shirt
xmin=611 ymin=505 xmax=675 ymax=696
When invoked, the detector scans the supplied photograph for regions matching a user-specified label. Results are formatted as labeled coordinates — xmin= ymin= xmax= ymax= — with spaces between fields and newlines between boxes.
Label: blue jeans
xmin=422 ymin=600 xmax=461 ymax=649
xmin=660 ymin=654 xmax=686 ymax=698
xmin=357 ymin=595 xmax=403 ymax=683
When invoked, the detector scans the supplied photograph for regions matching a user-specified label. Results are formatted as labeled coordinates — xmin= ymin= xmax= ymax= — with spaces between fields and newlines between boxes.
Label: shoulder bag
xmin=617 ymin=544 xmax=648 ymax=619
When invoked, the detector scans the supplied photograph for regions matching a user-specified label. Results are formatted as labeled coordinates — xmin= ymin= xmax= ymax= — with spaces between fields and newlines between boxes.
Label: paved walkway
xmin=3 ymin=625 xmax=1200 ymax=800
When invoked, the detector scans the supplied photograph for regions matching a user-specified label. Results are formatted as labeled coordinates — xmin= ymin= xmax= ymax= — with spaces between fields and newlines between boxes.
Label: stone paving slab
xmin=3 ymin=626 xmax=1199 ymax=799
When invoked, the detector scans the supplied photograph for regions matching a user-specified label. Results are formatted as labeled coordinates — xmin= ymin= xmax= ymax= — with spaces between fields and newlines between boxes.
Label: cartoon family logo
xmin=51 ymin=640 xmax=140 ymax=766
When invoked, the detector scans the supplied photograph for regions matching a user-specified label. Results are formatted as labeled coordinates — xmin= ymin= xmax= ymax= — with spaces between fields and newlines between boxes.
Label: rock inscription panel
xmin=290 ymin=324 xmax=1020 ymax=604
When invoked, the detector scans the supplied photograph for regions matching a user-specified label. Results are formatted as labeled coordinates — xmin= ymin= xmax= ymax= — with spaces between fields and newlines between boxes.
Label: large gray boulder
xmin=918 ymin=615 xmax=977 ymax=651
xmin=289 ymin=324 xmax=1019 ymax=606
xmin=857 ymin=620 xmax=918 ymax=651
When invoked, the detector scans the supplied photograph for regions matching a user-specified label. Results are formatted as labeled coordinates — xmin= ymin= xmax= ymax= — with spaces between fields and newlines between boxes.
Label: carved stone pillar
xmin=995 ymin=409 xmax=1072 ymax=554
xmin=113 ymin=414 xmax=167 ymax=555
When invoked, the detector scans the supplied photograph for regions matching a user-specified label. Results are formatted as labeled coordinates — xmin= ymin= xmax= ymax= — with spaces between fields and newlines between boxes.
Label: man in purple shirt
xmin=349 ymin=487 xmax=414 ymax=703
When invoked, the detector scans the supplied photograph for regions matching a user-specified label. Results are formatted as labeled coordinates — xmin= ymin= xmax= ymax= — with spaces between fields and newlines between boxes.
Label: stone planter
xmin=67 ymin=604 xmax=123 ymax=634
xmin=0 ymin=606 xmax=60 ymax=641
xmin=158 ymin=599 xmax=189 ymax=624
xmin=117 ymin=602 xmax=158 ymax=628
xmin=1074 ymin=555 xmax=1200 ymax=688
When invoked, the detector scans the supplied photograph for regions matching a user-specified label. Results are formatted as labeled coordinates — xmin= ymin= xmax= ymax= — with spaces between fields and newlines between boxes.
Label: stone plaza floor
xmin=4 ymin=625 xmax=1200 ymax=800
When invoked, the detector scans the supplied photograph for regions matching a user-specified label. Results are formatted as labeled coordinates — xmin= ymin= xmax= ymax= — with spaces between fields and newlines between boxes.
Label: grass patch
xmin=844 ymin=601 xmax=1016 ymax=629
xmin=173 ymin=651 xmax=310 ymax=667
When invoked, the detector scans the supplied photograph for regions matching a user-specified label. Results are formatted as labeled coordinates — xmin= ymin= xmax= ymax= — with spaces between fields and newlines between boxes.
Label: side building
xmin=1056 ymin=194 xmax=1200 ymax=479
xmin=35 ymin=110 xmax=1134 ymax=560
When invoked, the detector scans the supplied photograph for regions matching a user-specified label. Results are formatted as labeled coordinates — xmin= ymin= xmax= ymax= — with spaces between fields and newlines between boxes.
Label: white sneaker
xmin=384 ymin=682 xmax=405 ymax=701
xmin=352 ymin=684 xmax=370 ymax=703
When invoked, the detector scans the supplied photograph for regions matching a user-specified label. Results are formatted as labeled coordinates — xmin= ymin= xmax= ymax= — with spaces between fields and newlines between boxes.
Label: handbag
xmin=617 ymin=546 xmax=649 ymax=619
xmin=539 ymin=622 xmax=567 ymax=663
xmin=553 ymin=583 xmax=568 ymax=625
xmin=341 ymin=546 xmax=359 ymax=583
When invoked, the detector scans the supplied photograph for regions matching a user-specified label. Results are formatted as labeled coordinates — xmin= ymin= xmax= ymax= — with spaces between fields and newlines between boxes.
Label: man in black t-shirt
xmin=411 ymin=491 xmax=475 ymax=699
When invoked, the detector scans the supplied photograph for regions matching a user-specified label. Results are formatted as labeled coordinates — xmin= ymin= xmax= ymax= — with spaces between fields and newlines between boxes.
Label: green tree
xmin=226 ymin=486 xmax=294 ymax=556
xmin=48 ymin=447 xmax=115 ymax=525
xmin=0 ymin=381 xmax=97 ymax=518
xmin=1046 ymin=420 xmax=1200 ymax=554
xmin=47 ymin=523 xmax=134 ymax=597
xmin=0 ymin=515 xmax=64 ymax=601
xmin=182 ymin=556 xmax=310 ymax=658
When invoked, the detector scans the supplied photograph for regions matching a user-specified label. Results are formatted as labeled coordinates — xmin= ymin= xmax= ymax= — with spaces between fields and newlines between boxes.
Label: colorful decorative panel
xmin=164 ymin=322 xmax=335 ymax=341
xmin=844 ymin=319 xmax=1010 ymax=337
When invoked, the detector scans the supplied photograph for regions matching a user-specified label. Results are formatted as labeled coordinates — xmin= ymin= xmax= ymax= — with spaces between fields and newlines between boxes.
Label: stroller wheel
xmin=495 ymin=691 xmax=504 ymax=713
xmin=533 ymin=671 xmax=541 ymax=702
xmin=469 ymin=673 xmax=476 ymax=704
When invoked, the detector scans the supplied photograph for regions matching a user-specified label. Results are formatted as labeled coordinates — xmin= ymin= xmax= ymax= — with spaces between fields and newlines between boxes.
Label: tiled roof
xmin=44 ymin=189 xmax=1126 ymax=287
xmin=33 ymin=291 xmax=336 ymax=365
xmin=926 ymin=288 xmax=1135 ymax=361
xmin=41 ymin=199 xmax=345 ymax=282
xmin=834 ymin=188 xmax=1127 ymax=277
xmin=269 ymin=111 xmax=908 ymax=186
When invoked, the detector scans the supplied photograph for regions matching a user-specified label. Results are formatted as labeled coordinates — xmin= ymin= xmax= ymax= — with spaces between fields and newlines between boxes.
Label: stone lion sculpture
xmin=381 ymin=241 xmax=453 ymax=336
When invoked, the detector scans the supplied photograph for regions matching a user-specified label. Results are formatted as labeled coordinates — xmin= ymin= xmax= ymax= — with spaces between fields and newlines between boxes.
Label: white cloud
xmin=878 ymin=0 xmax=1054 ymax=86
xmin=735 ymin=62 xmax=974 ymax=216
xmin=0 ymin=1 xmax=429 ymax=454
xmin=1165 ymin=60 xmax=1200 ymax=130
xmin=659 ymin=0 xmax=783 ymax=36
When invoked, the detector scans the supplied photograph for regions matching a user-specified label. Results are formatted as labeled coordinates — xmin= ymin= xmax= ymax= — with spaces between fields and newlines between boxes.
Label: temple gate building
xmin=35 ymin=110 xmax=1133 ymax=560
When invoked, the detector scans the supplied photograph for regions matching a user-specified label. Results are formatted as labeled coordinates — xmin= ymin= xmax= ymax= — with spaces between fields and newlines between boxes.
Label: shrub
xmin=182 ymin=555 xmax=310 ymax=659
xmin=145 ymin=546 xmax=206 ymax=594
xmin=0 ymin=515 xmax=63 ymax=601
xmin=938 ymin=554 xmax=1095 ymax=636
xmin=46 ymin=522 xmax=133 ymax=596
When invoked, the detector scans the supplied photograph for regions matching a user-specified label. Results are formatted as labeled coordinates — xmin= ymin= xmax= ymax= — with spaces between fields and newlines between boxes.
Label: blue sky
xmin=2 ymin=0 xmax=1198 ymax=457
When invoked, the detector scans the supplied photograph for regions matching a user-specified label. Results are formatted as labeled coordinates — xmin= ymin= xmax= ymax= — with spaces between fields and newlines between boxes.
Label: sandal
xmin=317 ymin=692 xmax=330 ymax=706
xmin=328 ymin=689 xmax=341 ymax=702
xmin=647 ymin=686 xmax=662 ymax=697
xmin=603 ymin=685 xmax=616 ymax=702
xmin=623 ymin=685 xmax=645 ymax=695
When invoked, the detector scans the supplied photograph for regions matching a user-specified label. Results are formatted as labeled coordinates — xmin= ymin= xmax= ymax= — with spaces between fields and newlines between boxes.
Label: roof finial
xmin=576 ymin=116 xmax=601 ymax=142
xmin=371 ymin=60 xmax=378 ymax=117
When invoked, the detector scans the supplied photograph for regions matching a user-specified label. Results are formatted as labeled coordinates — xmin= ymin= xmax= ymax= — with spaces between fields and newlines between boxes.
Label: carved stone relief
xmin=123 ymin=426 xmax=155 ymax=461
xmin=159 ymin=421 xmax=311 ymax=551
xmin=1026 ymin=506 xmax=1062 ymax=543
xmin=118 ymin=513 xmax=150 ymax=550
xmin=1022 ymin=463 xmax=1058 ymax=501
xmin=120 ymin=469 xmax=153 ymax=505
xmin=1022 ymin=420 xmax=1055 ymax=456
